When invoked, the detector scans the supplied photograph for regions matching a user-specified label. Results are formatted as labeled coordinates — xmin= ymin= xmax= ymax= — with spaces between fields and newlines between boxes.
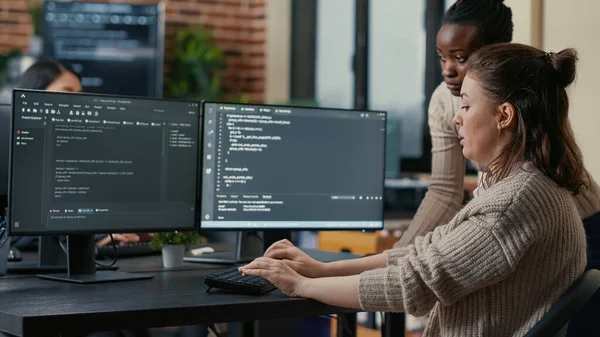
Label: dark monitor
xmin=0 ymin=105 xmax=9 ymax=199
xmin=9 ymin=89 xmax=200 ymax=282
xmin=187 ymin=102 xmax=386 ymax=264
xmin=42 ymin=1 xmax=165 ymax=97
xmin=0 ymin=104 xmax=10 ymax=221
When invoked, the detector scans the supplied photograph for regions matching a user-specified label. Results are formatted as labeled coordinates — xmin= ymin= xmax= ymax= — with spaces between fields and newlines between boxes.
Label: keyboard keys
xmin=95 ymin=241 xmax=160 ymax=258
xmin=205 ymin=266 xmax=276 ymax=295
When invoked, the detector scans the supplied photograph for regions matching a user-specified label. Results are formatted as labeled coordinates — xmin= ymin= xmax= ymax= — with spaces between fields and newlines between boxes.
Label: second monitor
xmin=187 ymin=102 xmax=386 ymax=264
xmin=10 ymin=89 xmax=200 ymax=282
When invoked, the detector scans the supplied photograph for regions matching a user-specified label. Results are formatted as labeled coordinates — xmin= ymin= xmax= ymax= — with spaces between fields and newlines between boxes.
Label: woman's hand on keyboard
xmin=239 ymin=257 xmax=308 ymax=297
xmin=263 ymin=239 xmax=326 ymax=278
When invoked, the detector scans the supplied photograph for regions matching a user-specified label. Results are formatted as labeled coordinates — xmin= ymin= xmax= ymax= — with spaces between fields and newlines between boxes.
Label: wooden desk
xmin=0 ymin=250 xmax=359 ymax=337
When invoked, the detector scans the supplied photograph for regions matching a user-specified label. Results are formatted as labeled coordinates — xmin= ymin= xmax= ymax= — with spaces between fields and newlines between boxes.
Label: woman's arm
xmin=320 ymin=253 xmax=388 ymax=277
xmin=243 ymin=213 xmax=532 ymax=317
xmin=302 ymin=275 xmax=362 ymax=309
xmin=359 ymin=215 xmax=525 ymax=315
xmin=262 ymin=240 xmax=388 ymax=278
xmin=305 ymin=219 xmax=517 ymax=314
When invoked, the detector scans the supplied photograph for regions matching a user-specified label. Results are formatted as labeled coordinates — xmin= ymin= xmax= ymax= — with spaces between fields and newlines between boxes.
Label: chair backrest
xmin=525 ymin=269 xmax=600 ymax=337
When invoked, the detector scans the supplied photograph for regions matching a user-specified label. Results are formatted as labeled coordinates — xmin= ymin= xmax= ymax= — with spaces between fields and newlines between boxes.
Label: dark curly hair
xmin=443 ymin=0 xmax=513 ymax=46
xmin=17 ymin=60 xmax=80 ymax=90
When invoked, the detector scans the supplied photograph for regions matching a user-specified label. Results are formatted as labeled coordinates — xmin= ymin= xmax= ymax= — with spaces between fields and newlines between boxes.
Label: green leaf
xmin=150 ymin=231 xmax=205 ymax=249
xmin=164 ymin=27 xmax=247 ymax=101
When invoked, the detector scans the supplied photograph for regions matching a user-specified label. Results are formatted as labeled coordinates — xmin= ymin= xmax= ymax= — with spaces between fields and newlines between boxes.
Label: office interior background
xmin=3 ymin=0 xmax=599 ymax=179
xmin=0 ymin=0 xmax=599 ymax=336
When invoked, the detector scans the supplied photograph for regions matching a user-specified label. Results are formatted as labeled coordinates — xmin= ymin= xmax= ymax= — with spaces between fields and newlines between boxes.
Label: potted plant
xmin=165 ymin=27 xmax=225 ymax=101
xmin=165 ymin=27 xmax=249 ymax=102
xmin=151 ymin=231 xmax=204 ymax=268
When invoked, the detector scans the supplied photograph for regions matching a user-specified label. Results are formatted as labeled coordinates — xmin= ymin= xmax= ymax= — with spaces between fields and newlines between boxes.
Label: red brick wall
xmin=0 ymin=0 xmax=266 ymax=102
xmin=0 ymin=0 xmax=33 ymax=53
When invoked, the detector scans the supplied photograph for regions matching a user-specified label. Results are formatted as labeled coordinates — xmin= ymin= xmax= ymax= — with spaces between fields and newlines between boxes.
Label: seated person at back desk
xmin=10 ymin=60 xmax=152 ymax=251
xmin=11 ymin=234 xmax=153 ymax=251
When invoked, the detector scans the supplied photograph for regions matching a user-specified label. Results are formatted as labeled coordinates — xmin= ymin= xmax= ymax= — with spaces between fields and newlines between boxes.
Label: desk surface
xmin=0 ymin=249 xmax=360 ymax=337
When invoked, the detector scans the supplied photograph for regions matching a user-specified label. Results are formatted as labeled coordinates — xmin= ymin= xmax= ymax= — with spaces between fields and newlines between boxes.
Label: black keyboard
xmin=96 ymin=241 xmax=160 ymax=259
xmin=205 ymin=266 xmax=276 ymax=295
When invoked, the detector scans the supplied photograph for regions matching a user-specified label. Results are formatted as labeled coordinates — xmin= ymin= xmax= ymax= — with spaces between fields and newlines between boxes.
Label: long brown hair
xmin=466 ymin=43 xmax=586 ymax=194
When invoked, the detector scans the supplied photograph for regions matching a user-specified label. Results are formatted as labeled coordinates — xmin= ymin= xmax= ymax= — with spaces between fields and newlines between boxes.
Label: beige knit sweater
xmin=358 ymin=163 xmax=587 ymax=337
xmin=396 ymin=82 xmax=600 ymax=246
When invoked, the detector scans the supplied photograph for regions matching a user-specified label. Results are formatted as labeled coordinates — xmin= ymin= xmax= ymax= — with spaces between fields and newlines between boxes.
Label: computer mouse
xmin=7 ymin=246 xmax=22 ymax=262
xmin=190 ymin=246 xmax=215 ymax=256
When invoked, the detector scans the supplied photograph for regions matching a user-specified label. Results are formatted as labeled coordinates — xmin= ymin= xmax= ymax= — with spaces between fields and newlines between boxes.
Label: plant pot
xmin=161 ymin=245 xmax=185 ymax=269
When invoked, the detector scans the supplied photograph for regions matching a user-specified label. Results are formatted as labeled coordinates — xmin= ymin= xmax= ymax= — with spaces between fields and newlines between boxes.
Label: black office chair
xmin=525 ymin=269 xmax=600 ymax=337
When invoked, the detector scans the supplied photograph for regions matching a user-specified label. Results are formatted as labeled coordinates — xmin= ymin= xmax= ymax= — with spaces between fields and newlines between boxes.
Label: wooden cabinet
xmin=318 ymin=231 xmax=378 ymax=255
xmin=318 ymin=230 xmax=400 ymax=255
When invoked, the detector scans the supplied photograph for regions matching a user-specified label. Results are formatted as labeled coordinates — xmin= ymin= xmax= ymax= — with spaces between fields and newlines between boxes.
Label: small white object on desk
xmin=189 ymin=246 xmax=215 ymax=256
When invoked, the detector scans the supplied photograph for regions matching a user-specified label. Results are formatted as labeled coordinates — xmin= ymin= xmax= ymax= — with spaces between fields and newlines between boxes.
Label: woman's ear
xmin=496 ymin=102 xmax=516 ymax=130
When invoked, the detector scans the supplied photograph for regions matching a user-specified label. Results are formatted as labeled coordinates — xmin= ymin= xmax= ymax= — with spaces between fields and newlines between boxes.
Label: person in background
xmin=17 ymin=60 xmax=82 ymax=93
xmin=241 ymin=43 xmax=588 ymax=336
xmin=398 ymin=0 xmax=515 ymax=245
xmin=398 ymin=1 xmax=600 ymax=334
xmin=12 ymin=60 xmax=151 ymax=249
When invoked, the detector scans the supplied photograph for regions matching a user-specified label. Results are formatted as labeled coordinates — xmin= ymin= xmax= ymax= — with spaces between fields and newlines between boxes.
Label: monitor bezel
xmin=8 ymin=88 xmax=201 ymax=236
xmin=198 ymin=100 xmax=387 ymax=231
xmin=0 ymin=103 xmax=11 ymax=199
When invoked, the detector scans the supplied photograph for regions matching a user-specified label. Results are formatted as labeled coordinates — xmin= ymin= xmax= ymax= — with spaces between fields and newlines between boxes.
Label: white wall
xmin=315 ymin=0 xmax=355 ymax=109
xmin=369 ymin=0 xmax=425 ymax=158
xmin=265 ymin=0 xmax=291 ymax=104
xmin=544 ymin=1 xmax=600 ymax=180
xmin=505 ymin=0 xmax=534 ymax=46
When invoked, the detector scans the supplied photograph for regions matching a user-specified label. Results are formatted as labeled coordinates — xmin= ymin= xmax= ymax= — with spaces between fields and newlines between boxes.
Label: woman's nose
xmin=442 ymin=62 xmax=457 ymax=78
xmin=453 ymin=113 xmax=461 ymax=127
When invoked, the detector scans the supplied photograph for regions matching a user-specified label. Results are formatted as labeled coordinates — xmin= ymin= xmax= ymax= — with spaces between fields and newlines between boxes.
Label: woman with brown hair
xmin=239 ymin=43 xmax=588 ymax=336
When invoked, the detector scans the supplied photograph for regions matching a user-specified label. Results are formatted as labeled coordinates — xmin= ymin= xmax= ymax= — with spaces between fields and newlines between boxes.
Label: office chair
xmin=524 ymin=269 xmax=600 ymax=337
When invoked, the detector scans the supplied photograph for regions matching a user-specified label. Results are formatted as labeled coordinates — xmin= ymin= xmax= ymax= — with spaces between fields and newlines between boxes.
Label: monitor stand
xmin=183 ymin=231 xmax=263 ymax=265
xmin=37 ymin=234 xmax=154 ymax=284
xmin=7 ymin=236 xmax=118 ymax=274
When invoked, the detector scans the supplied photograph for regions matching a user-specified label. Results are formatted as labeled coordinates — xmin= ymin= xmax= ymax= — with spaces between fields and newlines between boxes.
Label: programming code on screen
xmin=42 ymin=1 xmax=163 ymax=97
xmin=9 ymin=90 xmax=199 ymax=234
xmin=201 ymin=103 xmax=386 ymax=230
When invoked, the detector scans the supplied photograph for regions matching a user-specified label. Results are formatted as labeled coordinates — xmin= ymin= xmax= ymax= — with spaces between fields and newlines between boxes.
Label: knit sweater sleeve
xmin=386 ymin=222 xmax=451 ymax=264
xmin=358 ymin=212 xmax=533 ymax=316
xmin=395 ymin=84 xmax=466 ymax=248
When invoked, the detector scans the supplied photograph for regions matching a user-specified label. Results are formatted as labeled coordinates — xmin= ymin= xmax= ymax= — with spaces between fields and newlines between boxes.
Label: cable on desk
xmin=92 ymin=234 xmax=119 ymax=268
xmin=208 ymin=323 xmax=224 ymax=337
xmin=58 ymin=235 xmax=119 ymax=268
xmin=0 ymin=220 xmax=8 ymax=249
xmin=318 ymin=314 xmax=354 ymax=337
xmin=57 ymin=237 xmax=67 ymax=254
xmin=85 ymin=234 xmax=119 ymax=268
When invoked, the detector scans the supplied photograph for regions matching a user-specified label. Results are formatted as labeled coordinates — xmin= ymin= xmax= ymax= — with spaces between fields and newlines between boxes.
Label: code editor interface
xmin=10 ymin=90 xmax=199 ymax=234
xmin=201 ymin=103 xmax=386 ymax=230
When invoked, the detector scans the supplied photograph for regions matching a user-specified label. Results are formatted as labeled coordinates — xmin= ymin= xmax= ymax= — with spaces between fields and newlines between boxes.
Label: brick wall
xmin=0 ymin=0 xmax=267 ymax=102
xmin=0 ymin=0 xmax=33 ymax=53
